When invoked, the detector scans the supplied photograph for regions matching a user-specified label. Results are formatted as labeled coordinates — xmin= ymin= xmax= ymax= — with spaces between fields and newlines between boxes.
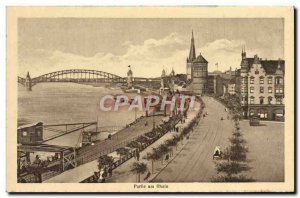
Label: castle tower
xmin=127 ymin=65 xmax=133 ymax=88
xmin=25 ymin=72 xmax=32 ymax=91
xmin=186 ymin=31 xmax=196 ymax=80
xmin=192 ymin=53 xmax=208 ymax=95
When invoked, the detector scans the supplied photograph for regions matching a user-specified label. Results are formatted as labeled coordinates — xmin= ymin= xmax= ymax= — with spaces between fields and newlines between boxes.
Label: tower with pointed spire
xmin=186 ymin=31 xmax=208 ymax=94
xmin=186 ymin=31 xmax=196 ymax=80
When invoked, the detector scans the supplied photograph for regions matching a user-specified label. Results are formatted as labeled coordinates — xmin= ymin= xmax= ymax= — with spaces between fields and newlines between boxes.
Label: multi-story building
xmin=186 ymin=31 xmax=208 ymax=95
xmin=228 ymin=78 xmax=236 ymax=95
xmin=240 ymin=49 xmax=285 ymax=121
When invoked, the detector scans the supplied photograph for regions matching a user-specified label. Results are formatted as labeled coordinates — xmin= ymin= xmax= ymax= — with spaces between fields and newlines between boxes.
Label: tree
xmin=157 ymin=144 xmax=171 ymax=164
xmin=165 ymin=138 xmax=178 ymax=156
xmin=116 ymin=147 xmax=130 ymax=157
xmin=145 ymin=148 xmax=161 ymax=174
xmin=98 ymin=155 xmax=114 ymax=171
xmin=172 ymin=134 xmax=181 ymax=148
xmin=130 ymin=162 xmax=148 ymax=182
xmin=213 ymin=121 xmax=254 ymax=182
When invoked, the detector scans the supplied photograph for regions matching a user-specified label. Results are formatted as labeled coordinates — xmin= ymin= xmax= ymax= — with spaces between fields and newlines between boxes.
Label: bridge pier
xmin=25 ymin=72 xmax=32 ymax=91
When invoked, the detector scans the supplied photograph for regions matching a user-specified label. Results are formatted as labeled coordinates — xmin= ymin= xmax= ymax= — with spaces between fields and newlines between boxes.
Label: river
xmin=18 ymin=83 xmax=143 ymax=147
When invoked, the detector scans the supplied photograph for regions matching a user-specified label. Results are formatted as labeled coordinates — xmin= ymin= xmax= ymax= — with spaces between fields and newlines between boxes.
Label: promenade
xmin=153 ymin=96 xmax=233 ymax=182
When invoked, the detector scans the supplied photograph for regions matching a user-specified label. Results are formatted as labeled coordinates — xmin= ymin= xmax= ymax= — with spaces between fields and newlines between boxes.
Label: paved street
xmin=153 ymin=96 xmax=234 ymax=182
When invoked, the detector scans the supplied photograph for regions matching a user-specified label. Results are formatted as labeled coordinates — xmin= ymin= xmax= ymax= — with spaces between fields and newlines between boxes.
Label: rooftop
xmin=193 ymin=53 xmax=208 ymax=63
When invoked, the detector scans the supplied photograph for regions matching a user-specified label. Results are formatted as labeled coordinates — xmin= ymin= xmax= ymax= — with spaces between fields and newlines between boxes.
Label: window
xmin=260 ymin=77 xmax=264 ymax=84
xmin=275 ymin=77 xmax=283 ymax=85
xmin=250 ymin=77 xmax=254 ymax=84
xmin=259 ymin=97 xmax=264 ymax=104
xmin=268 ymin=87 xmax=272 ymax=93
xmin=260 ymin=87 xmax=264 ymax=93
xmin=268 ymin=96 xmax=272 ymax=104
xmin=255 ymin=70 xmax=259 ymax=75
xmin=250 ymin=97 xmax=255 ymax=104
xmin=249 ymin=109 xmax=255 ymax=116
xmin=275 ymin=88 xmax=279 ymax=93
xmin=249 ymin=109 xmax=254 ymax=116
xmin=22 ymin=131 xmax=27 ymax=136
xmin=276 ymin=97 xmax=282 ymax=104
xmin=258 ymin=109 xmax=268 ymax=119
xmin=279 ymin=78 xmax=283 ymax=84
xmin=279 ymin=87 xmax=283 ymax=93
xmin=250 ymin=87 xmax=254 ymax=93
xmin=268 ymin=77 xmax=272 ymax=84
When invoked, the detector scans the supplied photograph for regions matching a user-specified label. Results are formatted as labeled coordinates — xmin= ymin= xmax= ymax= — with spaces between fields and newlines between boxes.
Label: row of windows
xmin=249 ymin=96 xmax=283 ymax=105
xmin=248 ymin=76 xmax=283 ymax=85
xmin=249 ymin=87 xmax=283 ymax=94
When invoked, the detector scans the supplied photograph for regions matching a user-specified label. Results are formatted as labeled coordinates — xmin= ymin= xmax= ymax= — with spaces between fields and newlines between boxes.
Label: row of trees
xmin=213 ymin=94 xmax=254 ymax=182
xmin=91 ymin=111 xmax=182 ymax=183
xmin=131 ymin=97 xmax=205 ymax=182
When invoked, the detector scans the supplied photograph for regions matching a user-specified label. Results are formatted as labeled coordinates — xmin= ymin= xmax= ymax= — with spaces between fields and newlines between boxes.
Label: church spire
xmin=188 ymin=30 xmax=196 ymax=62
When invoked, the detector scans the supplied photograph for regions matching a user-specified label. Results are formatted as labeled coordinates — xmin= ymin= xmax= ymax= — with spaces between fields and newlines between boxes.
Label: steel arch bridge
xmin=18 ymin=69 xmax=126 ymax=87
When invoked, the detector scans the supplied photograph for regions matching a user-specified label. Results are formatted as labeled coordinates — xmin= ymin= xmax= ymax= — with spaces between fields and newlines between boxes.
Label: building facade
xmin=186 ymin=32 xmax=208 ymax=95
xmin=228 ymin=79 xmax=236 ymax=95
xmin=240 ymin=50 xmax=285 ymax=121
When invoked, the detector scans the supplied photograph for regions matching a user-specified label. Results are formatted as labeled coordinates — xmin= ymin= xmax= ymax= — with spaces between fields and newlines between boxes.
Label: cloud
xmin=18 ymin=32 xmax=278 ymax=78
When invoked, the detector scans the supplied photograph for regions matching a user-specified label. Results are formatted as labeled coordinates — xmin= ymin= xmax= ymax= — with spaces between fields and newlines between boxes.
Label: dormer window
xmin=255 ymin=70 xmax=259 ymax=75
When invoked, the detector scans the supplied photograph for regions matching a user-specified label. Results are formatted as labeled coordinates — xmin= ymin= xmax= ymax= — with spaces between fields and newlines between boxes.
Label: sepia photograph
xmin=6 ymin=6 xmax=294 ymax=192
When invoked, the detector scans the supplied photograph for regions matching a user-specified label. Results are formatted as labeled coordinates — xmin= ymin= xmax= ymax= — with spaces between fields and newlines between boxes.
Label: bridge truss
xmin=18 ymin=69 xmax=126 ymax=87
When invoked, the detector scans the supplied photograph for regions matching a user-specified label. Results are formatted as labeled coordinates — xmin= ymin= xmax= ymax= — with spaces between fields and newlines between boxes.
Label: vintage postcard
xmin=7 ymin=6 xmax=294 ymax=192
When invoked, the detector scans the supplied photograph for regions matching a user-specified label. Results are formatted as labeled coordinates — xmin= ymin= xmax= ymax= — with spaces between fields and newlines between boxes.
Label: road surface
xmin=153 ymin=96 xmax=234 ymax=182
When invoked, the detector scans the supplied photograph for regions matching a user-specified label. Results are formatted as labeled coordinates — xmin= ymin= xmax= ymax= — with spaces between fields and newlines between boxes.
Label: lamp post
xmin=152 ymin=108 xmax=155 ymax=130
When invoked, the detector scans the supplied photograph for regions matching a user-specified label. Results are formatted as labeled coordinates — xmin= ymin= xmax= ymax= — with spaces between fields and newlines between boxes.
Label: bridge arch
xmin=18 ymin=69 xmax=126 ymax=87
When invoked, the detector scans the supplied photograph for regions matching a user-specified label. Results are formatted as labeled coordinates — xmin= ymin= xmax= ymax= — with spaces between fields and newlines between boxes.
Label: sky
xmin=18 ymin=18 xmax=284 ymax=78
